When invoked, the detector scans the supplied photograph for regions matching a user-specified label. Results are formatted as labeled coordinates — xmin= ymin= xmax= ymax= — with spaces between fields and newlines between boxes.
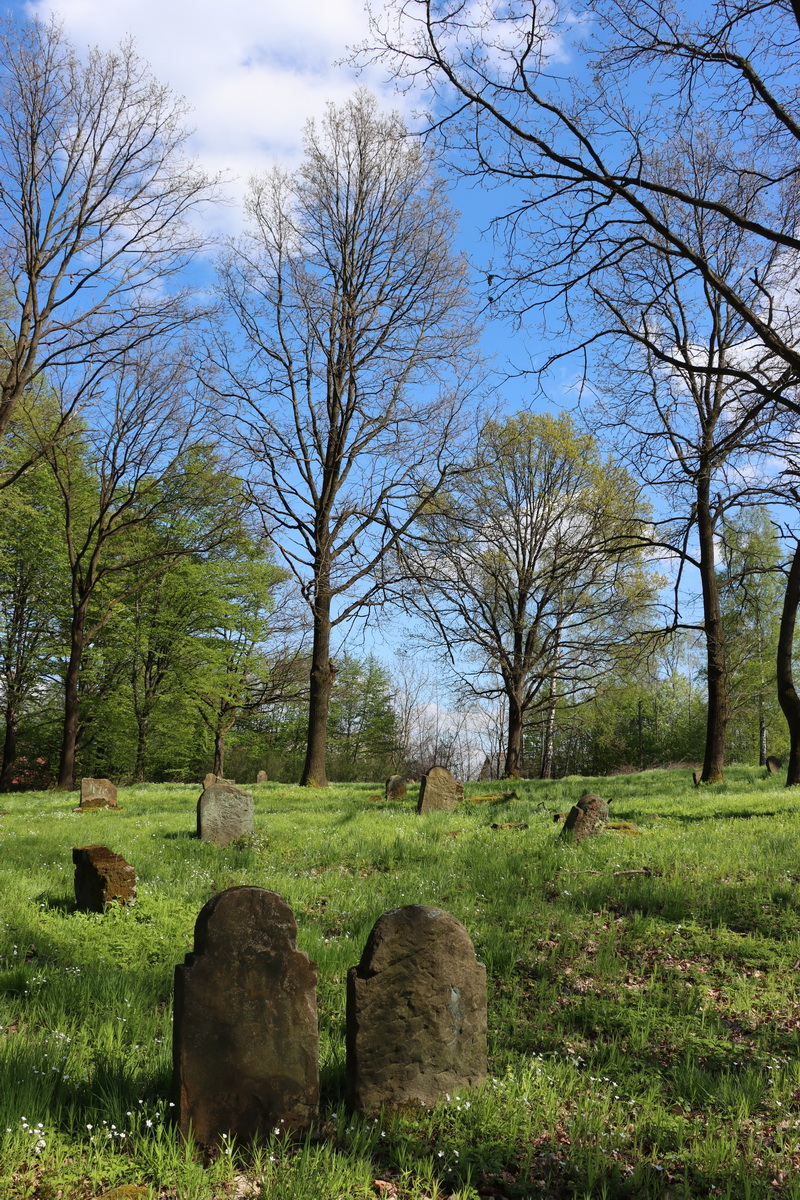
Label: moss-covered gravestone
xmin=73 ymin=845 xmax=136 ymax=911
xmin=78 ymin=778 xmax=118 ymax=809
xmin=196 ymin=781 xmax=254 ymax=846
xmin=416 ymin=766 xmax=463 ymax=813
xmin=172 ymin=887 xmax=319 ymax=1148
xmin=346 ymin=904 xmax=486 ymax=1113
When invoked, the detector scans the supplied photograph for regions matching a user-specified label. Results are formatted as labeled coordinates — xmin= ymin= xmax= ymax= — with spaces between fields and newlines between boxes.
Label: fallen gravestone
xmin=196 ymin=781 xmax=254 ymax=846
xmin=78 ymin=778 xmax=118 ymax=810
xmin=560 ymin=793 xmax=610 ymax=844
xmin=172 ymin=886 xmax=319 ymax=1147
xmin=385 ymin=774 xmax=407 ymax=801
xmin=256 ymin=769 xmax=268 ymax=783
xmin=73 ymin=845 xmax=136 ymax=911
xmin=346 ymin=904 xmax=487 ymax=1113
xmin=766 ymin=755 xmax=783 ymax=775
xmin=417 ymin=766 xmax=463 ymax=813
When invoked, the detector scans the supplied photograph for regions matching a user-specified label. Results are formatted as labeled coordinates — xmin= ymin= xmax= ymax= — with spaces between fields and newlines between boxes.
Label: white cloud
xmin=25 ymin=0 xmax=402 ymax=223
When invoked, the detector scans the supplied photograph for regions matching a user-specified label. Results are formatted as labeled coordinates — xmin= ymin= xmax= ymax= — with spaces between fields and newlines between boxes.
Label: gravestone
xmin=346 ymin=904 xmax=487 ymax=1113
xmin=256 ymin=770 xmax=268 ymax=783
xmin=560 ymin=793 xmax=609 ymax=843
xmin=197 ymin=781 xmax=254 ymax=846
xmin=73 ymin=845 xmax=136 ymax=911
xmin=172 ymin=886 xmax=319 ymax=1147
xmin=766 ymin=755 xmax=783 ymax=775
xmin=203 ymin=772 xmax=217 ymax=790
xmin=385 ymin=774 xmax=406 ymax=801
xmin=417 ymin=766 xmax=463 ymax=813
xmin=79 ymin=778 xmax=118 ymax=810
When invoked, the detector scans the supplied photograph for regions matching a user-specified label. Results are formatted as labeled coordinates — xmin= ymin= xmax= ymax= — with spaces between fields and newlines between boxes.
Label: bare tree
xmin=0 ymin=15 xmax=215 ymax=461
xmin=363 ymin=1 xmax=800 ymax=404
xmin=400 ymin=411 xmax=656 ymax=778
xmin=211 ymin=89 xmax=480 ymax=787
xmin=585 ymin=147 xmax=786 ymax=782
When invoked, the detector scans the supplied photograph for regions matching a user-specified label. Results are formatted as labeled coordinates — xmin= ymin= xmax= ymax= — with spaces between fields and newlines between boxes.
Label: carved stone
xmin=346 ymin=904 xmax=487 ymax=1112
xmin=172 ymin=887 xmax=319 ymax=1147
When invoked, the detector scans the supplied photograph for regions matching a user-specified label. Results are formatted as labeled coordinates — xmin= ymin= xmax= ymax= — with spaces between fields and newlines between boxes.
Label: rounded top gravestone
xmin=172 ymin=886 xmax=319 ymax=1147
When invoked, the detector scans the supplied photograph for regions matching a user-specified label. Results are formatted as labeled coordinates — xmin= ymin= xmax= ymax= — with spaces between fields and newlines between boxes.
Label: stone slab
xmin=417 ymin=766 xmax=463 ymax=813
xmin=346 ymin=904 xmax=486 ymax=1112
xmin=197 ymin=782 xmax=254 ymax=846
xmin=73 ymin=845 xmax=136 ymax=911
xmin=79 ymin=778 xmax=118 ymax=809
xmin=172 ymin=886 xmax=319 ymax=1147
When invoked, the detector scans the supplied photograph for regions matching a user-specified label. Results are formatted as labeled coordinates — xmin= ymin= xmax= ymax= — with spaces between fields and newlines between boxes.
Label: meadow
xmin=0 ymin=768 xmax=797 ymax=1200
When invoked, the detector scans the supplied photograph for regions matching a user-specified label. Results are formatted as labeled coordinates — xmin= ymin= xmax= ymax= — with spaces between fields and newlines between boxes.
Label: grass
xmin=0 ymin=766 xmax=797 ymax=1198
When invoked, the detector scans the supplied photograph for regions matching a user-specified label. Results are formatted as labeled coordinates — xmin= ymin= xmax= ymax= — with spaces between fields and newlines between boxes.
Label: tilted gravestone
xmin=73 ymin=845 xmax=136 ymax=911
xmin=196 ymin=781 xmax=254 ymax=846
xmin=385 ymin=774 xmax=407 ymax=801
xmin=417 ymin=766 xmax=463 ymax=813
xmin=766 ymin=755 xmax=783 ymax=775
xmin=560 ymin=793 xmax=609 ymax=843
xmin=172 ymin=886 xmax=319 ymax=1147
xmin=79 ymin=778 xmax=118 ymax=810
xmin=256 ymin=769 xmax=269 ymax=783
xmin=346 ymin=904 xmax=487 ymax=1113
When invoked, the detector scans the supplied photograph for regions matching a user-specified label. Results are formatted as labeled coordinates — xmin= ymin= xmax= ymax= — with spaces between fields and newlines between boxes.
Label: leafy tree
xmin=719 ymin=509 xmax=783 ymax=765
xmin=190 ymin=549 xmax=297 ymax=778
xmin=327 ymin=654 xmax=400 ymax=781
xmin=401 ymin=411 xmax=657 ymax=777
xmin=212 ymin=89 xmax=479 ymax=787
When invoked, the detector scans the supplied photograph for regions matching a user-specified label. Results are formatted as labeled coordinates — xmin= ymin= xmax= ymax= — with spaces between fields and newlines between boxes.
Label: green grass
xmin=0 ymin=767 xmax=798 ymax=1198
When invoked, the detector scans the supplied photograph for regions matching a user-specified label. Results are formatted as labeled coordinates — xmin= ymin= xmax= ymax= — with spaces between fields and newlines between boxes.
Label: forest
xmin=0 ymin=3 xmax=798 ymax=792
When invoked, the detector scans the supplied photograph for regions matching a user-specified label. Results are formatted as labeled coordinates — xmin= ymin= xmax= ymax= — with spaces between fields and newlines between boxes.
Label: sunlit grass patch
xmin=0 ymin=768 xmax=797 ymax=1197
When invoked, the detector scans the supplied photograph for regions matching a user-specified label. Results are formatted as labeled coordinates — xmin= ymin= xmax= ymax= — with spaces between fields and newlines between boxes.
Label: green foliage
xmin=0 ymin=769 xmax=798 ymax=1197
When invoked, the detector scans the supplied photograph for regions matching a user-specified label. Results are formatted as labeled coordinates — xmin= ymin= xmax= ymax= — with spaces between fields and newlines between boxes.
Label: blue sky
xmin=11 ymin=0 xmax=557 ymax=411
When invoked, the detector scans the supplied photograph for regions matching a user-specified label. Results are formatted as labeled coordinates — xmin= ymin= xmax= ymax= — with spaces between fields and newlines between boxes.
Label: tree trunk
xmin=213 ymin=729 xmax=225 ymax=777
xmin=0 ymin=698 xmax=18 ymax=790
xmin=697 ymin=477 xmax=728 ymax=783
xmin=540 ymin=689 xmax=556 ymax=779
xmin=134 ymin=714 xmax=150 ymax=783
xmin=777 ymin=540 xmax=800 ymax=785
xmin=300 ymin=588 xmax=334 ymax=787
xmin=503 ymin=690 xmax=523 ymax=777
xmin=58 ymin=603 xmax=88 ymax=790
xmin=759 ymin=704 xmax=767 ymax=767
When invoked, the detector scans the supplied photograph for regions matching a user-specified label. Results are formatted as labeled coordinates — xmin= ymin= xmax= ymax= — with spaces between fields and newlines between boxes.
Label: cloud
xmin=24 ymin=0 xmax=403 ymax=222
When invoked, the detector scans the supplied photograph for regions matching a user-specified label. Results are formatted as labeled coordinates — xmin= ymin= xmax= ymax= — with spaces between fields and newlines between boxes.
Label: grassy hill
xmin=0 ymin=768 xmax=797 ymax=1198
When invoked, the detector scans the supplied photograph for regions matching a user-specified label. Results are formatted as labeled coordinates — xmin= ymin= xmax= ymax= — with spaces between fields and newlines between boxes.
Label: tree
xmin=212 ymin=89 xmax=479 ymax=787
xmin=585 ymin=160 xmax=784 ymax=781
xmin=190 ymin=549 xmax=298 ymax=779
xmin=718 ymin=508 xmax=782 ymax=765
xmin=364 ymin=1 xmax=800 ymax=403
xmin=34 ymin=348 xmax=244 ymax=789
xmin=0 ymin=457 xmax=67 ymax=787
xmin=401 ymin=411 xmax=656 ymax=778
xmin=0 ymin=15 xmax=214 ymax=463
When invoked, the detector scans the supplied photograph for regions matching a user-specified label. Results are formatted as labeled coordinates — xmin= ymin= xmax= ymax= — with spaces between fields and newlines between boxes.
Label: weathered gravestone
xmin=766 ymin=755 xmax=783 ymax=775
xmin=196 ymin=781 xmax=254 ymax=846
xmin=203 ymin=772 xmax=217 ymax=790
xmin=172 ymin=886 xmax=319 ymax=1147
xmin=73 ymin=845 xmax=136 ymax=911
xmin=78 ymin=778 xmax=118 ymax=810
xmin=385 ymin=774 xmax=407 ymax=801
xmin=346 ymin=904 xmax=487 ymax=1113
xmin=560 ymin=793 xmax=609 ymax=844
xmin=256 ymin=769 xmax=269 ymax=783
xmin=417 ymin=766 xmax=463 ymax=813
